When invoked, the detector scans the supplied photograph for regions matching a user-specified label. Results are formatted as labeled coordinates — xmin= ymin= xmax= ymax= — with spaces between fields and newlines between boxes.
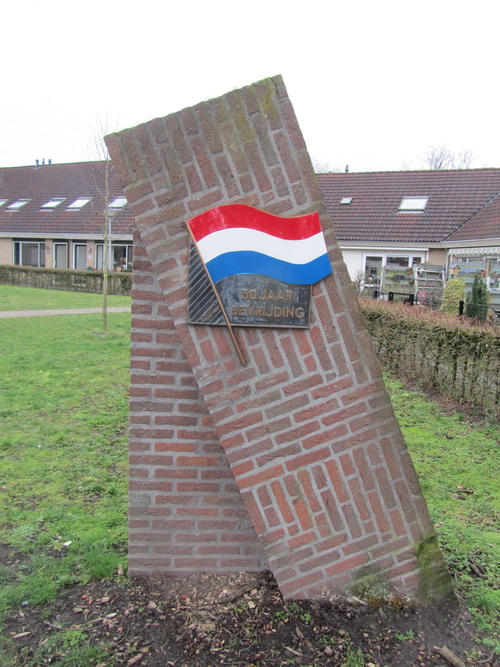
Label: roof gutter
xmin=445 ymin=238 xmax=500 ymax=247
xmin=0 ymin=232 xmax=133 ymax=241
xmin=338 ymin=241 xmax=441 ymax=250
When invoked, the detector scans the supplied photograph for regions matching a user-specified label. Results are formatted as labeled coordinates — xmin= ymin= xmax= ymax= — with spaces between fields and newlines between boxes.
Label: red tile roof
xmin=317 ymin=169 xmax=500 ymax=243
xmin=446 ymin=192 xmax=500 ymax=241
xmin=0 ymin=161 xmax=134 ymax=237
xmin=1 ymin=163 xmax=498 ymax=246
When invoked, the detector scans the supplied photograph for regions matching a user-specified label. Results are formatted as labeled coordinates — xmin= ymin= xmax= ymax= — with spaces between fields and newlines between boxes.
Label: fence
xmin=360 ymin=300 xmax=500 ymax=418
xmin=0 ymin=265 xmax=132 ymax=295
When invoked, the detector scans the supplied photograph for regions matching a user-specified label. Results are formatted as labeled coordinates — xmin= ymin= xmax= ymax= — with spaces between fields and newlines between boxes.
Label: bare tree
xmin=399 ymin=160 xmax=415 ymax=171
xmin=311 ymin=158 xmax=341 ymax=173
xmin=85 ymin=118 xmax=117 ymax=332
xmin=454 ymin=149 xmax=475 ymax=169
xmin=423 ymin=146 xmax=453 ymax=170
xmin=422 ymin=146 xmax=475 ymax=170
xmin=351 ymin=269 xmax=376 ymax=296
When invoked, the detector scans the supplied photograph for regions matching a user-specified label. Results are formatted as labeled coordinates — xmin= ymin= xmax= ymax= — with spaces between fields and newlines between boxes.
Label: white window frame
xmin=41 ymin=197 xmax=66 ymax=210
xmin=362 ymin=252 xmax=425 ymax=269
xmin=399 ymin=197 xmax=428 ymax=212
xmin=108 ymin=196 xmax=127 ymax=209
xmin=67 ymin=197 xmax=92 ymax=210
xmin=362 ymin=252 xmax=425 ymax=288
xmin=110 ymin=243 xmax=133 ymax=271
xmin=14 ymin=240 xmax=46 ymax=267
xmin=8 ymin=199 xmax=31 ymax=210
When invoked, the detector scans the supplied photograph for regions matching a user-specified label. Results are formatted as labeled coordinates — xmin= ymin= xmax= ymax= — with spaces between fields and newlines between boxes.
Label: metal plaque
xmin=187 ymin=243 xmax=311 ymax=328
xmin=187 ymin=243 xmax=225 ymax=325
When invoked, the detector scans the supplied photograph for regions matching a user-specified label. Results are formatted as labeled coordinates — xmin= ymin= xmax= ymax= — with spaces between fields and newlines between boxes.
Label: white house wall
xmin=338 ymin=248 xmax=364 ymax=279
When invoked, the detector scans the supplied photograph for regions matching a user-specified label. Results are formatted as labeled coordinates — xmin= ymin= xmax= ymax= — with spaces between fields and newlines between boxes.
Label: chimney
xmin=35 ymin=159 xmax=39 ymax=167
xmin=345 ymin=164 xmax=349 ymax=173
xmin=48 ymin=159 xmax=52 ymax=165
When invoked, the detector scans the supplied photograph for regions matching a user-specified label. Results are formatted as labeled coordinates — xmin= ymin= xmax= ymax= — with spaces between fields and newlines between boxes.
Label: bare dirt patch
xmin=3 ymin=571 xmax=495 ymax=666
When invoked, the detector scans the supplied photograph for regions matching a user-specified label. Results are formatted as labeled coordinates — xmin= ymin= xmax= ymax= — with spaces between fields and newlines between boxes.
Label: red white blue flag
xmin=187 ymin=204 xmax=332 ymax=285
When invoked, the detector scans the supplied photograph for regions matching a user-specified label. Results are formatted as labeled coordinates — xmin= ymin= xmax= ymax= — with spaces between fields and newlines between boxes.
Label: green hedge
xmin=0 ymin=265 xmax=131 ymax=295
xmin=359 ymin=299 xmax=500 ymax=418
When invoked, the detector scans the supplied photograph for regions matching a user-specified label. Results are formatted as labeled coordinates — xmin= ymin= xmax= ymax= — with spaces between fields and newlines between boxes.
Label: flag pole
xmin=185 ymin=222 xmax=247 ymax=366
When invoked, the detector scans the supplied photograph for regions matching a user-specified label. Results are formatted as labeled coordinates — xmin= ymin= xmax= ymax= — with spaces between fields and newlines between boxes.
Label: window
xmin=14 ymin=241 xmax=45 ymax=267
xmin=95 ymin=243 xmax=133 ymax=271
xmin=108 ymin=196 xmax=127 ymax=209
xmin=112 ymin=244 xmax=133 ymax=271
xmin=386 ymin=256 xmax=410 ymax=268
xmin=399 ymin=197 xmax=428 ymax=211
xmin=41 ymin=197 xmax=66 ymax=209
xmin=0 ymin=199 xmax=8 ymax=207
xmin=340 ymin=197 xmax=353 ymax=205
xmin=365 ymin=256 xmax=383 ymax=287
xmin=363 ymin=253 xmax=425 ymax=289
xmin=68 ymin=197 xmax=91 ymax=210
xmin=8 ymin=199 xmax=30 ymax=210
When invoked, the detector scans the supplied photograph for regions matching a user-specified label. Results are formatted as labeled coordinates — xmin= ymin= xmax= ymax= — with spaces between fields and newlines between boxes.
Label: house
xmin=0 ymin=161 xmax=134 ymax=271
xmin=317 ymin=168 xmax=500 ymax=289
xmin=1 ymin=161 xmax=499 ymax=290
xmin=445 ymin=185 xmax=500 ymax=275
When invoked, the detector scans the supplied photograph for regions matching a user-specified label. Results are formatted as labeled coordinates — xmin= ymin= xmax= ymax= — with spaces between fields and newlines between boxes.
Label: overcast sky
xmin=2 ymin=0 xmax=499 ymax=173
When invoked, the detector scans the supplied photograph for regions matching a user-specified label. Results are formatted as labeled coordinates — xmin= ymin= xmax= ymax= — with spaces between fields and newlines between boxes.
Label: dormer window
xmin=8 ymin=199 xmax=30 ymax=210
xmin=399 ymin=197 xmax=428 ymax=212
xmin=41 ymin=197 xmax=66 ymax=209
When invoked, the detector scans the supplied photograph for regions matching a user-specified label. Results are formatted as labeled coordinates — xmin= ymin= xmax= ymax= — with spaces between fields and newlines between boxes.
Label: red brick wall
xmin=129 ymin=230 xmax=268 ymax=575
xmin=106 ymin=76 xmax=451 ymax=600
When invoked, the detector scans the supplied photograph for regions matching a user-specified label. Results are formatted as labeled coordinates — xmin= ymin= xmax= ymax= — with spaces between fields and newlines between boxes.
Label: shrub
xmin=0 ymin=265 xmax=131 ymax=295
xmin=466 ymin=274 xmax=489 ymax=322
xmin=441 ymin=277 xmax=466 ymax=315
xmin=359 ymin=298 xmax=500 ymax=417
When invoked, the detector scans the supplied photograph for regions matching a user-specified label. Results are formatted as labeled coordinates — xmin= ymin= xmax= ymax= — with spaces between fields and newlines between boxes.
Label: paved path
xmin=0 ymin=307 xmax=131 ymax=319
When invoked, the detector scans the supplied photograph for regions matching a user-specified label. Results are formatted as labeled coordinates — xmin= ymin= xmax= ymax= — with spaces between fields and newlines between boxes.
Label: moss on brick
xmin=416 ymin=536 xmax=455 ymax=602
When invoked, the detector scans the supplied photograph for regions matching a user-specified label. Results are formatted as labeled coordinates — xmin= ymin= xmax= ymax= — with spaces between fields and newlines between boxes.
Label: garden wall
xmin=360 ymin=300 xmax=500 ymax=418
xmin=0 ymin=265 xmax=131 ymax=295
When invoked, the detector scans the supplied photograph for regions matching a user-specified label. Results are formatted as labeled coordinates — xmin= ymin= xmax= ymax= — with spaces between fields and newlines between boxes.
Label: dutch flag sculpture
xmin=186 ymin=204 xmax=332 ymax=286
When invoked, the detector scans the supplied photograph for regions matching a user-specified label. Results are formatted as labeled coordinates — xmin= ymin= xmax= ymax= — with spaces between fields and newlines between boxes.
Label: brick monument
xmin=105 ymin=76 xmax=452 ymax=600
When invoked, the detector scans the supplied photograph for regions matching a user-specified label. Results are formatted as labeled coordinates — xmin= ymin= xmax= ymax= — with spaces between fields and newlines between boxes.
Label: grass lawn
xmin=0 ymin=285 xmax=131 ymax=310
xmin=385 ymin=377 xmax=499 ymax=645
xmin=0 ymin=312 xmax=130 ymax=626
xmin=0 ymin=294 xmax=498 ymax=662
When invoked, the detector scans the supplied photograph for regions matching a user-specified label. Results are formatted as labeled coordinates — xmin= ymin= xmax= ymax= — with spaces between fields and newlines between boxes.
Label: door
xmin=96 ymin=244 xmax=104 ymax=270
xmin=74 ymin=244 xmax=87 ymax=270
xmin=365 ymin=256 xmax=383 ymax=289
xmin=54 ymin=243 xmax=68 ymax=269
